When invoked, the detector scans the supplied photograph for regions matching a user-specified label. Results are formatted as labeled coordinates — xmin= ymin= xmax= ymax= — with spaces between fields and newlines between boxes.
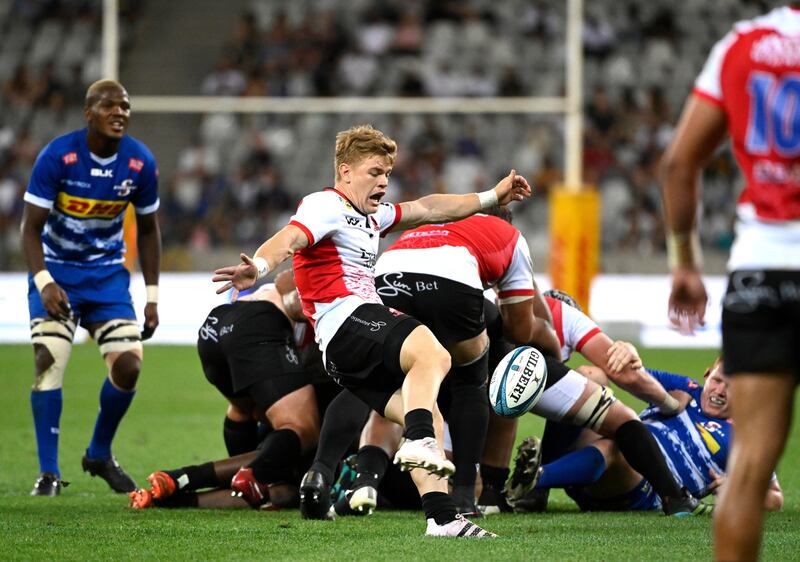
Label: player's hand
xmin=141 ymin=302 xmax=159 ymax=340
xmin=708 ymin=468 xmax=726 ymax=495
xmin=494 ymin=169 xmax=532 ymax=206
xmin=606 ymin=340 xmax=642 ymax=374
xmin=212 ymin=253 xmax=258 ymax=294
xmin=668 ymin=268 xmax=708 ymax=335
xmin=40 ymin=282 xmax=72 ymax=322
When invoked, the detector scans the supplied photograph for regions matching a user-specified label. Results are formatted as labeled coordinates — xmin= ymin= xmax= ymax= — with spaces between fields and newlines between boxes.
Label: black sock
xmin=156 ymin=491 xmax=199 ymax=508
xmin=165 ymin=462 xmax=217 ymax=491
xmin=352 ymin=445 xmax=390 ymax=489
xmin=541 ymin=420 xmax=584 ymax=463
xmin=615 ymin=419 xmax=683 ymax=499
xmin=311 ymin=390 xmax=371 ymax=485
xmin=223 ymin=417 xmax=259 ymax=457
xmin=421 ymin=491 xmax=457 ymax=525
xmin=249 ymin=428 xmax=301 ymax=484
xmin=404 ymin=408 xmax=435 ymax=440
xmin=480 ymin=464 xmax=509 ymax=491
xmin=449 ymin=356 xmax=490 ymax=489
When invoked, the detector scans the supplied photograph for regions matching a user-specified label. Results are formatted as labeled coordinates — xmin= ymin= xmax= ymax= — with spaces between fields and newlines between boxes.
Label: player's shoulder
xmin=732 ymin=6 xmax=800 ymax=36
xmin=39 ymin=129 xmax=84 ymax=158
xmin=120 ymin=134 xmax=157 ymax=163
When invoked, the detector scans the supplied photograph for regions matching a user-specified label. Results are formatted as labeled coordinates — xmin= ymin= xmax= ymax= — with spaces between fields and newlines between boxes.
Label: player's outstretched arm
xmin=580 ymin=334 xmax=679 ymax=413
xmin=661 ymin=95 xmax=727 ymax=334
xmin=137 ymin=211 xmax=161 ymax=339
xmin=213 ymin=224 xmax=308 ymax=294
xmin=21 ymin=203 xmax=72 ymax=321
xmin=395 ymin=169 xmax=531 ymax=229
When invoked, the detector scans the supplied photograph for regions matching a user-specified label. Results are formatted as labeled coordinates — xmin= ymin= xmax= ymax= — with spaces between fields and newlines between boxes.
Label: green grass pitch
xmin=2 ymin=345 xmax=799 ymax=561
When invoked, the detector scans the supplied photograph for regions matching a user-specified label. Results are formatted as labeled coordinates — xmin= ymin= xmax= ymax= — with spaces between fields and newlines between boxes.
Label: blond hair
xmin=334 ymin=124 xmax=397 ymax=180
xmin=85 ymin=79 xmax=128 ymax=108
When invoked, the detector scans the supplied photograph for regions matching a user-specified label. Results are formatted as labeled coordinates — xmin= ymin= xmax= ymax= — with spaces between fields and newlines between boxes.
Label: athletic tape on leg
xmin=30 ymin=318 xmax=75 ymax=391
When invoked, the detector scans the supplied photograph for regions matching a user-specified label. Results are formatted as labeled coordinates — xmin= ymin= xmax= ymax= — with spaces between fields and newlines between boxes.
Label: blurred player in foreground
xmin=518 ymin=358 xmax=783 ymax=513
xmin=661 ymin=5 xmax=800 ymax=559
xmin=213 ymin=124 xmax=531 ymax=537
xmin=21 ymin=79 xmax=160 ymax=495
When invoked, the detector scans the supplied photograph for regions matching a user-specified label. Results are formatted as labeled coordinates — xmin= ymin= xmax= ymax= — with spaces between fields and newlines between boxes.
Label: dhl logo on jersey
xmin=56 ymin=192 xmax=127 ymax=219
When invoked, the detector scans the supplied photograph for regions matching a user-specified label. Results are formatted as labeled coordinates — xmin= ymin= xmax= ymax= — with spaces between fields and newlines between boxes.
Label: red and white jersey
xmin=546 ymin=295 xmax=602 ymax=362
xmin=289 ymin=188 xmax=401 ymax=350
xmin=375 ymin=214 xmax=535 ymax=304
xmin=694 ymin=6 xmax=800 ymax=269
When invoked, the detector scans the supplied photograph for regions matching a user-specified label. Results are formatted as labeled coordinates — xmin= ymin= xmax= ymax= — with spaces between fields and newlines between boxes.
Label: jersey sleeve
xmin=131 ymin=149 xmax=160 ymax=214
xmin=646 ymin=369 xmax=701 ymax=395
xmin=288 ymin=192 xmax=340 ymax=246
xmin=376 ymin=202 xmax=402 ymax=236
xmin=694 ymin=29 xmax=739 ymax=106
xmin=496 ymin=233 xmax=535 ymax=303
xmin=23 ymin=146 xmax=61 ymax=209
xmin=561 ymin=304 xmax=602 ymax=353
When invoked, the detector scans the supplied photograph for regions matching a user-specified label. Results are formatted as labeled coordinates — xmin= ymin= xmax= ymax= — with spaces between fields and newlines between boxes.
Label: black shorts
xmin=485 ymin=299 xmax=515 ymax=373
xmin=722 ymin=270 xmax=800 ymax=377
xmin=197 ymin=301 xmax=311 ymax=412
xmin=324 ymin=303 xmax=421 ymax=415
xmin=375 ymin=272 xmax=485 ymax=347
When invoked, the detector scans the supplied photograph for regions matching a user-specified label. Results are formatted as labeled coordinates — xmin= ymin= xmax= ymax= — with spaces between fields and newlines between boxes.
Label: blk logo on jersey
xmin=56 ymin=192 xmax=127 ymax=219
xmin=91 ymin=168 xmax=114 ymax=178
xmin=114 ymin=179 xmax=137 ymax=197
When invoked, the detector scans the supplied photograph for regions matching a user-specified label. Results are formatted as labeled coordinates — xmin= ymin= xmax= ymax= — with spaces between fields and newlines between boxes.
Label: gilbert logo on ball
xmin=489 ymin=346 xmax=548 ymax=418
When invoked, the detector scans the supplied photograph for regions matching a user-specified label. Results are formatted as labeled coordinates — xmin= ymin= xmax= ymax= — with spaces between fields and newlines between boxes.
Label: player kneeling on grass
xmin=512 ymin=358 xmax=784 ymax=514
xmin=213 ymin=125 xmax=532 ymax=537
xmin=129 ymin=276 xmax=320 ymax=509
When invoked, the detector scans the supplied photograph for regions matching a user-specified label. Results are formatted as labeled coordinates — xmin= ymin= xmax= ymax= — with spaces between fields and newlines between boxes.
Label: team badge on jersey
xmin=113 ymin=178 xmax=137 ymax=197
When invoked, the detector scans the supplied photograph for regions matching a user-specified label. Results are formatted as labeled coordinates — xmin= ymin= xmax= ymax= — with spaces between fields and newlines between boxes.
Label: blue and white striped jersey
xmin=639 ymin=370 xmax=731 ymax=496
xmin=24 ymin=128 xmax=159 ymax=267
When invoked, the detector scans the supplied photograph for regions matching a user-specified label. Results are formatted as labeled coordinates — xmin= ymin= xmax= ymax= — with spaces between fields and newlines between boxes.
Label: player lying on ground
xmin=21 ymin=79 xmax=161 ymax=495
xmin=129 ymin=276 xmax=321 ymax=509
xmin=214 ymin=124 xmax=532 ymax=537
xmin=482 ymin=289 xmax=683 ymax=513
xmin=333 ymin=297 xmax=710 ymax=518
xmin=512 ymin=358 xmax=783 ymax=513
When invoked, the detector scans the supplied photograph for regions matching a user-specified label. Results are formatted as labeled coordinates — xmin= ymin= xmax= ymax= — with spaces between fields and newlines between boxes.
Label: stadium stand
xmin=0 ymin=0 xmax=763 ymax=271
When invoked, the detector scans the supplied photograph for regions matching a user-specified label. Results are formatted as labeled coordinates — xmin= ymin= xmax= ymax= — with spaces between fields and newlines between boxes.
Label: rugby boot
xmin=393 ymin=437 xmax=455 ymax=478
xmin=299 ymin=469 xmax=334 ymax=520
xmin=510 ymin=488 xmax=550 ymax=513
xmin=30 ymin=472 xmax=68 ymax=496
xmin=662 ymin=488 xmax=714 ymax=516
xmin=476 ymin=485 xmax=513 ymax=515
xmin=82 ymin=454 xmax=137 ymax=493
xmin=505 ymin=436 xmax=543 ymax=508
xmin=230 ymin=467 xmax=269 ymax=507
xmin=147 ymin=471 xmax=176 ymax=501
xmin=333 ymin=485 xmax=377 ymax=516
xmin=127 ymin=488 xmax=153 ymax=509
xmin=425 ymin=514 xmax=497 ymax=538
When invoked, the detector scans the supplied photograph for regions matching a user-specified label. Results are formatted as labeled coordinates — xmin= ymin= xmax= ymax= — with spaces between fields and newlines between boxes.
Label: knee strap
xmin=95 ymin=319 xmax=143 ymax=356
xmin=30 ymin=318 xmax=75 ymax=391
xmin=575 ymin=385 xmax=617 ymax=432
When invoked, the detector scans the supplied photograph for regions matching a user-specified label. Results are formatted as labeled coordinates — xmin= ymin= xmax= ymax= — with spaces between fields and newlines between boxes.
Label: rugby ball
xmin=489 ymin=346 xmax=547 ymax=418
